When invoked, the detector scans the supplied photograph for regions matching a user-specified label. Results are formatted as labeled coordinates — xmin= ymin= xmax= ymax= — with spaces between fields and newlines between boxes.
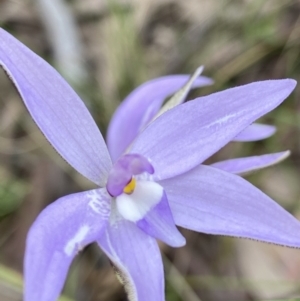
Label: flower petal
xmin=24 ymin=189 xmax=111 ymax=301
xmin=98 ymin=219 xmax=164 ymax=301
xmin=107 ymin=74 xmax=213 ymax=161
xmin=115 ymin=181 xmax=185 ymax=247
xmin=233 ymin=123 xmax=276 ymax=142
xmin=211 ymin=151 xmax=290 ymax=175
xmin=136 ymin=190 xmax=185 ymax=247
xmin=160 ymin=165 xmax=300 ymax=247
xmin=0 ymin=29 xmax=111 ymax=186
xmin=131 ymin=79 xmax=296 ymax=180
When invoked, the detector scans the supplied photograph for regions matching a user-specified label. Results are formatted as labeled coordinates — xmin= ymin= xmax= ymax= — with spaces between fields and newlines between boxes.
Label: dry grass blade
xmin=154 ymin=66 xmax=204 ymax=119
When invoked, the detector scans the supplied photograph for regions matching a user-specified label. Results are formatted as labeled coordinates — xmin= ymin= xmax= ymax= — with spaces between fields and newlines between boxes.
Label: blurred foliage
xmin=1 ymin=0 xmax=300 ymax=300
xmin=0 ymin=263 xmax=75 ymax=301
xmin=0 ymin=175 xmax=27 ymax=217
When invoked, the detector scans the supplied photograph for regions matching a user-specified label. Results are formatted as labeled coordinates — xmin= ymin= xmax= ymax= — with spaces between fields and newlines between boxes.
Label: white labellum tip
xmin=116 ymin=181 xmax=163 ymax=222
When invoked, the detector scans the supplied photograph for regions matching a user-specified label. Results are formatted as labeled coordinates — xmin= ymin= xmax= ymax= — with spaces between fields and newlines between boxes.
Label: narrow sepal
xmin=234 ymin=123 xmax=276 ymax=142
xmin=211 ymin=151 xmax=290 ymax=175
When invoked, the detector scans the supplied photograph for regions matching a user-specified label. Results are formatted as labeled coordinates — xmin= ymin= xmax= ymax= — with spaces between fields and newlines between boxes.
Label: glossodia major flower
xmin=0 ymin=28 xmax=300 ymax=301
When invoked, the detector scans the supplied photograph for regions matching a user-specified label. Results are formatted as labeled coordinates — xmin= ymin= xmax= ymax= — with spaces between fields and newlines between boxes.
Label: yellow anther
xmin=123 ymin=178 xmax=136 ymax=194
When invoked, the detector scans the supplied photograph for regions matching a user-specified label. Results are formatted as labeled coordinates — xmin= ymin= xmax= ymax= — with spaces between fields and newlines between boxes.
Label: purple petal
xmin=234 ymin=123 xmax=276 ymax=142
xmin=107 ymin=154 xmax=154 ymax=197
xmin=24 ymin=189 xmax=111 ymax=301
xmin=131 ymin=79 xmax=296 ymax=181
xmin=211 ymin=151 xmax=290 ymax=175
xmin=0 ymin=29 xmax=111 ymax=186
xmin=136 ymin=190 xmax=185 ymax=247
xmin=160 ymin=165 xmax=300 ymax=247
xmin=98 ymin=219 xmax=164 ymax=301
xmin=107 ymin=75 xmax=213 ymax=161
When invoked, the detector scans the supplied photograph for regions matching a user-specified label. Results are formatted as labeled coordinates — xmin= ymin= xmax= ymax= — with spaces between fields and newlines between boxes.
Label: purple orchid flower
xmin=1 ymin=28 xmax=300 ymax=301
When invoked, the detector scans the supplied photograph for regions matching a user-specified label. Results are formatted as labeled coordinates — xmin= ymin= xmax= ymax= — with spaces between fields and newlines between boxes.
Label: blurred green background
xmin=1 ymin=0 xmax=300 ymax=300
